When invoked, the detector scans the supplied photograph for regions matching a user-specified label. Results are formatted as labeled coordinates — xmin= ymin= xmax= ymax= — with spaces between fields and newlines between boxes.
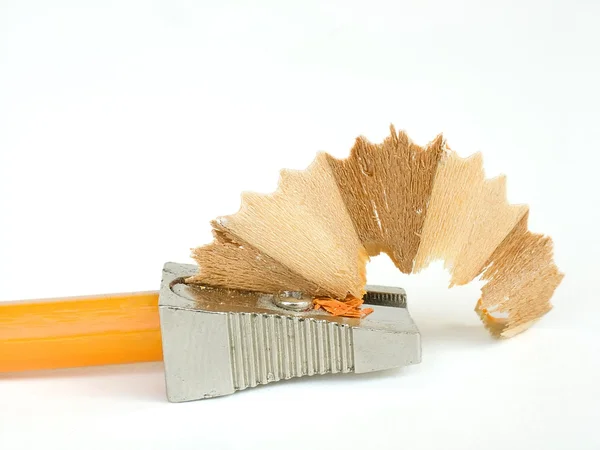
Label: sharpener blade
xmin=158 ymin=262 xmax=421 ymax=402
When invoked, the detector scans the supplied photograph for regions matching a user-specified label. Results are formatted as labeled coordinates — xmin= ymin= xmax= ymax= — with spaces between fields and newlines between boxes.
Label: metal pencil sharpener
xmin=158 ymin=262 xmax=421 ymax=402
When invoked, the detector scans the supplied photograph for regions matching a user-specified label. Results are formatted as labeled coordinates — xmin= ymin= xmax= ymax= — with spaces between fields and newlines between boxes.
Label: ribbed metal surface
xmin=362 ymin=291 xmax=406 ymax=308
xmin=227 ymin=313 xmax=354 ymax=390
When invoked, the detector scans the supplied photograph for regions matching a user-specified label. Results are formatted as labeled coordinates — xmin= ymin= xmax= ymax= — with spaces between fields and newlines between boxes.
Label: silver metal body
xmin=159 ymin=262 xmax=421 ymax=402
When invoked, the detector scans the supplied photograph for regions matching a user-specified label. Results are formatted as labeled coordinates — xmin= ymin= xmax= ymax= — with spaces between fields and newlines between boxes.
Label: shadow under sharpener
xmin=159 ymin=262 xmax=421 ymax=402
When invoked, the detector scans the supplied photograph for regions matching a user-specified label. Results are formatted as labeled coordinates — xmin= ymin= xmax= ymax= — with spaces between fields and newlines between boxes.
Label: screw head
xmin=272 ymin=291 xmax=313 ymax=311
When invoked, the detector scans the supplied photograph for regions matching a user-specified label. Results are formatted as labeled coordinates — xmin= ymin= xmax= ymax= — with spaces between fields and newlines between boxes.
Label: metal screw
xmin=272 ymin=291 xmax=313 ymax=311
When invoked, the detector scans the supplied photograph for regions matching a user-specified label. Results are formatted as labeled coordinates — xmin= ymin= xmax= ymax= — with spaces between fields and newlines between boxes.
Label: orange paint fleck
xmin=312 ymin=295 xmax=373 ymax=318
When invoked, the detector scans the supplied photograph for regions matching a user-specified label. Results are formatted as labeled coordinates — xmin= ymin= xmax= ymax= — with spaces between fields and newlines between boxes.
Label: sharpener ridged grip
xmin=227 ymin=313 xmax=354 ymax=390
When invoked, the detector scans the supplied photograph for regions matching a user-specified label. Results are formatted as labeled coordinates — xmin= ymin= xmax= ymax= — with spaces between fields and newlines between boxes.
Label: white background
xmin=1 ymin=1 xmax=599 ymax=449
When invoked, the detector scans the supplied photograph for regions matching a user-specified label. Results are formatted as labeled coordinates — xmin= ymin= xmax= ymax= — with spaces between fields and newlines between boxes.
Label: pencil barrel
xmin=0 ymin=292 xmax=162 ymax=372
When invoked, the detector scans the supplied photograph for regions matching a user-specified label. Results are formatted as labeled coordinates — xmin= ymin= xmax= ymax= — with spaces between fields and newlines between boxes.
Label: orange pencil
xmin=0 ymin=292 xmax=162 ymax=373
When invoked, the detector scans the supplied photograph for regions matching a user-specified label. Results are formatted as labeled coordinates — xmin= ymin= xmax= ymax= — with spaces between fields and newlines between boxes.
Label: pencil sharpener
xmin=158 ymin=262 xmax=421 ymax=402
